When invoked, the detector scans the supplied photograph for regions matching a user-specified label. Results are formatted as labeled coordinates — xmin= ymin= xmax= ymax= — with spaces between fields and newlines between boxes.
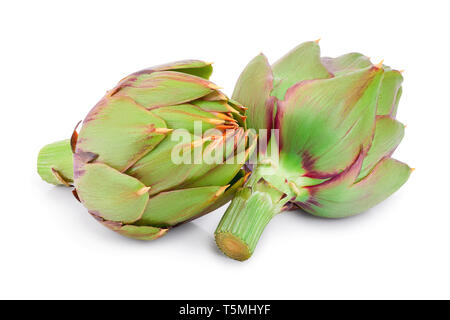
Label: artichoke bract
xmin=215 ymin=41 xmax=412 ymax=261
xmin=38 ymin=60 xmax=255 ymax=240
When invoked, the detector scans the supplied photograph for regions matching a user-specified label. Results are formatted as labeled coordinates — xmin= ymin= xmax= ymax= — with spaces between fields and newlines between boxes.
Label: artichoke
xmin=215 ymin=41 xmax=412 ymax=261
xmin=38 ymin=60 xmax=255 ymax=240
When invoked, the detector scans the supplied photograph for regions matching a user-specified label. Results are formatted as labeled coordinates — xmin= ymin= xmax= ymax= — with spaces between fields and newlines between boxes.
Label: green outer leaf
xmin=117 ymin=225 xmax=168 ymax=240
xmin=151 ymin=104 xmax=221 ymax=133
xmin=228 ymin=99 xmax=247 ymax=114
xmin=37 ymin=139 xmax=74 ymax=185
xmin=321 ymin=53 xmax=372 ymax=76
xmin=117 ymin=71 xmax=215 ymax=109
xmin=358 ymin=116 xmax=405 ymax=179
xmin=232 ymin=54 xmax=274 ymax=131
xmin=377 ymin=70 xmax=403 ymax=116
xmin=76 ymin=97 xmax=167 ymax=172
xmin=271 ymin=41 xmax=331 ymax=99
xmin=279 ymin=67 xmax=384 ymax=177
xmin=183 ymin=167 xmax=236 ymax=190
xmin=303 ymin=157 xmax=411 ymax=218
xmin=94 ymin=218 xmax=168 ymax=240
xmin=137 ymin=186 xmax=226 ymax=227
xmin=182 ymin=155 xmax=243 ymax=188
xmin=114 ymin=61 xmax=213 ymax=92
xmin=175 ymin=66 xmax=213 ymax=80
xmin=75 ymin=163 xmax=149 ymax=223
xmin=150 ymin=60 xmax=213 ymax=79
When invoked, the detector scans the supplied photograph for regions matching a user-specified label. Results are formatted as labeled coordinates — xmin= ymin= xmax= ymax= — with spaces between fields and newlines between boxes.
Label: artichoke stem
xmin=215 ymin=172 xmax=287 ymax=261
xmin=37 ymin=139 xmax=74 ymax=186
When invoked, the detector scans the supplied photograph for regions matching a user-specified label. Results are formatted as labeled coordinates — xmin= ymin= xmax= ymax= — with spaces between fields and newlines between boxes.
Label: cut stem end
xmin=214 ymin=172 xmax=287 ymax=261
xmin=215 ymin=232 xmax=251 ymax=261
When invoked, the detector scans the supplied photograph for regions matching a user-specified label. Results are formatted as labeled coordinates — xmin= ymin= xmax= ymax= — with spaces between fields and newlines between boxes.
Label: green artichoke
xmin=38 ymin=60 xmax=255 ymax=240
xmin=215 ymin=41 xmax=412 ymax=261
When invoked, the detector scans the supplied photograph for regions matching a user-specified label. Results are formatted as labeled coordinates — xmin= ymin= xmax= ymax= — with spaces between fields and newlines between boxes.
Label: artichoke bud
xmin=38 ymin=60 xmax=255 ymax=240
xmin=216 ymin=42 xmax=411 ymax=261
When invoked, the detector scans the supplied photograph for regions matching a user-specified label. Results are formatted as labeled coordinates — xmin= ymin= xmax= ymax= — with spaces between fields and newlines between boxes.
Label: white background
xmin=1 ymin=0 xmax=449 ymax=299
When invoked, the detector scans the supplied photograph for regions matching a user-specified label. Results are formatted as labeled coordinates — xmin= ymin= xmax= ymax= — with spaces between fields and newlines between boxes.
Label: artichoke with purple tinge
xmin=215 ymin=41 xmax=412 ymax=261
xmin=38 ymin=60 xmax=255 ymax=240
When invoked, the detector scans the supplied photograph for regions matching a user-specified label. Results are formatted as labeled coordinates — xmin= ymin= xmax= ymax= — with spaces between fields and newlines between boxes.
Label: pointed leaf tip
xmin=215 ymin=185 xmax=229 ymax=197
xmin=209 ymin=83 xmax=222 ymax=90
xmin=51 ymin=168 xmax=72 ymax=187
xmin=153 ymin=127 xmax=173 ymax=134
xmin=375 ymin=60 xmax=384 ymax=69
xmin=136 ymin=186 xmax=151 ymax=196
